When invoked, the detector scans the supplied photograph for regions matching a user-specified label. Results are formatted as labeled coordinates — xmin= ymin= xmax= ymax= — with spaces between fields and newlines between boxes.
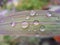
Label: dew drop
xmin=33 ymin=20 xmax=39 ymax=25
xmin=30 ymin=10 xmax=36 ymax=16
xmin=21 ymin=21 xmax=29 ymax=28
xmin=47 ymin=12 xmax=52 ymax=17
xmin=11 ymin=22 xmax=16 ymax=27
xmin=40 ymin=25 xmax=45 ymax=32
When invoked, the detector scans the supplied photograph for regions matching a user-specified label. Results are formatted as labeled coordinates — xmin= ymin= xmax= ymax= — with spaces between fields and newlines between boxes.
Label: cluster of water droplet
xmin=9 ymin=10 xmax=50 ymax=34
xmin=0 ymin=10 xmax=59 ymax=37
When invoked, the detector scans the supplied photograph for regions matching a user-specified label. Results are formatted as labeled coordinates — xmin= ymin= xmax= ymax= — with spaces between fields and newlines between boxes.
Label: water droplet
xmin=30 ymin=10 xmax=36 ymax=16
xmin=33 ymin=20 xmax=39 ymax=25
xmin=47 ymin=12 xmax=51 ymax=17
xmin=11 ymin=22 xmax=16 ymax=27
xmin=21 ymin=21 xmax=29 ymax=28
xmin=40 ymin=25 xmax=45 ymax=32
xmin=26 ymin=16 xmax=30 ymax=20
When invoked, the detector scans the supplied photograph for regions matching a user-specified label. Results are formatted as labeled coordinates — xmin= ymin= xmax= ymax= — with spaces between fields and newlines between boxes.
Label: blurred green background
xmin=1 ymin=0 xmax=49 ymax=11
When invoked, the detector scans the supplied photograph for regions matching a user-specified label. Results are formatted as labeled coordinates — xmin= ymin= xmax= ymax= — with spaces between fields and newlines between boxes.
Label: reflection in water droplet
xmin=40 ymin=25 xmax=45 ymax=32
xmin=21 ymin=21 xmax=29 ymax=28
xmin=30 ymin=10 xmax=36 ymax=16
xmin=40 ymin=29 xmax=45 ymax=32
xmin=33 ymin=20 xmax=39 ymax=25
xmin=26 ymin=16 xmax=30 ymax=20
xmin=11 ymin=22 xmax=16 ymax=27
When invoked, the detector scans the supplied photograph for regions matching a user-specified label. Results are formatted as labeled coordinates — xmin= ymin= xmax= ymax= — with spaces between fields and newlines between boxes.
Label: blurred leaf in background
xmin=16 ymin=0 xmax=49 ymax=11
xmin=28 ymin=37 xmax=40 ymax=45
xmin=3 ymin=35 xmax=12 ymax=43
xmin=6 ymin=0 xmax=49 ymax=11
xmin=0 ymin=0 xmax=49 ymax=10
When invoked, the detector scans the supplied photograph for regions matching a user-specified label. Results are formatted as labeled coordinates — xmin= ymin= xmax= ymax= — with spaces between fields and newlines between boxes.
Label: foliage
xmin=3 ymin=35 xmax=12 ymax=43
xmin=4 ymin=0 xmax=49 ymax=11
xmin=16 ymin=0 xmax=49 ymax=11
